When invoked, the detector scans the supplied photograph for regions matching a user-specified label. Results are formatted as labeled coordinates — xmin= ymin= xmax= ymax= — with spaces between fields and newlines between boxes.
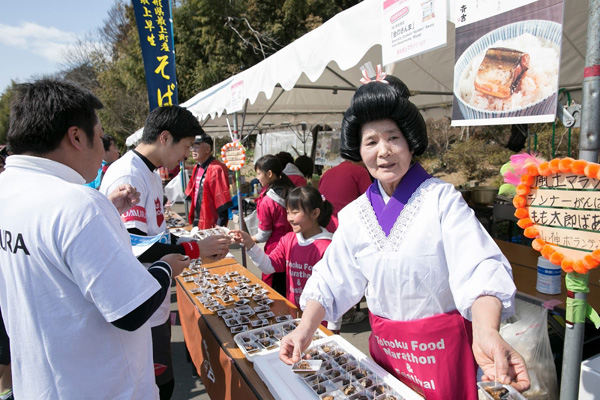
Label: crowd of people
xmin=0 ymin=74 xmax=531 ymax=399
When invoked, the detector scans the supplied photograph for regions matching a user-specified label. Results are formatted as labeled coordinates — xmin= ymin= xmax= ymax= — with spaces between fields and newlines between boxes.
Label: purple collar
xmin=366 ymin=163 xmax=431 ymax=236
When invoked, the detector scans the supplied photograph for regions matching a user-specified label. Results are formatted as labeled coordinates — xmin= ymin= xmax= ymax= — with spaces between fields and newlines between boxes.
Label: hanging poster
xmin=451 ymin=0 xmax=564 ymax=127
xmin=381 ymin=0 xmax=447 ymax=66
xmin=230 ymin=81 xmax=244 ymax=113
xmin=315 ymin=131 xmax=343 ymax=167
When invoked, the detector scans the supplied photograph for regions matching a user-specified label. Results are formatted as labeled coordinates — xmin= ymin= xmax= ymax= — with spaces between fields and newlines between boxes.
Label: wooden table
xmin=495 ymin=239 xmax=600 ymax=311
xmin=176 ymin=258 xmax=331 ymax=400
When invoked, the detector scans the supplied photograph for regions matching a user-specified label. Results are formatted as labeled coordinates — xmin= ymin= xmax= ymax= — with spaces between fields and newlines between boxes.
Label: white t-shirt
xmin=0 ymin=155 xmax=160 ymax=399
xmin=101 ymin=150 xmax=170 ymax=326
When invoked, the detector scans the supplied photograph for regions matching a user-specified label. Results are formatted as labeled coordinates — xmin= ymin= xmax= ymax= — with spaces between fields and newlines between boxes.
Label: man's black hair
xmin=8 ymin=78 xmax=103 ymax=155
xmin=141 ymin=105 xmax=201 ymax=144
xmin=102 ymin=134 xmax=116 ymax=152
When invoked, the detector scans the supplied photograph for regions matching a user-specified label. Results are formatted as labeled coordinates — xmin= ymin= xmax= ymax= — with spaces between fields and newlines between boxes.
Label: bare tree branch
xmin=224 ymin=16 xmax=280 ymax=59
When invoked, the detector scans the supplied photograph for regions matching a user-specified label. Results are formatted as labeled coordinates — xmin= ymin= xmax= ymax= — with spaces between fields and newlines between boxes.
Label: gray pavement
xmin=169 ymin=203 xmax=371 ymax=400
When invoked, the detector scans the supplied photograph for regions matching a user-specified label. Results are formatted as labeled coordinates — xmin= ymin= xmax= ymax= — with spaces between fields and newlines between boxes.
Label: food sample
xmin=474 ymin=47 xmax=529 ymax=99
xmin=342 ymin=384 xmax=356 ymax=396
xmin=352 ymin=368 xmax=368 ymax=380
xmin=296 ymin=361 xmax=311 ymax=370
xmin=324 ymin=369 xmax=341 ymax=379
xmin=322 ymin=396 xmax=334 ymax=400
xmin=275 ymin=315 xmax=292 ymax=323
xmin=358 ymin=377 xmax=373 ymax=387
xmin=342 ymin=362 xmax=356 ymax=372
xmin=244 ymin=343 xmax=259 ymax=353
xmin=230 ymin=325 xmax=248 ymax=333
xmin=484 ymin=386 xmax=510 ymax=400
xmin=373 ymin=384 xmax=388 ymax=395
xmin=258 ymin=338 xmax=275 ymax=349
xmin=256 ymin=331 xmax=270 ymax=339
xmin=314 ymin=385 xmax=327 ymax=395
xmin=306 ymin=349 xmax=320 ymax=358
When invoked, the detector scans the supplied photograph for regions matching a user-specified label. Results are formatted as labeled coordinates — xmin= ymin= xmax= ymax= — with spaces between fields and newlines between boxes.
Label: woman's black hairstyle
xmin=286 ymin=186 xmax=333 ymax=228
xmin=254 ymin=154 xmax=295 ymax=198
xmin=294 ymin=155 xmax=314 ymax=178
xmin=339 ymin=75 xmax=427 ymax=162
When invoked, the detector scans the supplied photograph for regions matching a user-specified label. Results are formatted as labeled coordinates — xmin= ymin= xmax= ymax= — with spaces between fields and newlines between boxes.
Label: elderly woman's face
xmin=359 ymin=119 xmax=412 ymax=195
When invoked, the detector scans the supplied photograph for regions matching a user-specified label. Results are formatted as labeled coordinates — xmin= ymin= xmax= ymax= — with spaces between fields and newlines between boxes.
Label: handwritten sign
xmin=221 ymin=142 xmax=246 ymax=171
xmin=516 ymin=158 xmax=600 ymax=274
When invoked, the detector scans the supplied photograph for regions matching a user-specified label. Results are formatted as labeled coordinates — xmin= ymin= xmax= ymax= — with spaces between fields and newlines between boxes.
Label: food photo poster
xmin=451 ymin=0 xmax=564 ymax=126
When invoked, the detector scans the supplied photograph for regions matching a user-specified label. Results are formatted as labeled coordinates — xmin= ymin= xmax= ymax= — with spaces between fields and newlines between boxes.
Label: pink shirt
xmin=266 ymin=231 xmax=332 ymax=307
xmin=257 ymin=190 xmax=292 ymax=254
xmin=319 ymin=161 xmax=372 ymax=217
xmin=288 ymin=174 xmax=307 ymax=187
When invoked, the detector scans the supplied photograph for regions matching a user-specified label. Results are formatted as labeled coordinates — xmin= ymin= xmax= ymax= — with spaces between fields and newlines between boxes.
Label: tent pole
xmin=232 ymin=112 xmax=247 ymax=268
xmin=560 ymin=1 xmax=600 ymax=399
xmin=180 ymin=161 xmax=189 ymax=220
xmin=246 ymin=89 xmax=286 ymax=136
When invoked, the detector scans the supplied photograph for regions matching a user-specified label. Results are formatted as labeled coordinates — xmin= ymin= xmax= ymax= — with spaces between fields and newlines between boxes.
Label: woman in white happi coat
xmin=279 ymin=75 xmax=530 ymax=399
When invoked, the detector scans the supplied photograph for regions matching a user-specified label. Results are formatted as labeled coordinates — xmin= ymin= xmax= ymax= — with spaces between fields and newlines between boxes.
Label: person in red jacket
xmin=185 ymin=134 xmax=233 ymax=229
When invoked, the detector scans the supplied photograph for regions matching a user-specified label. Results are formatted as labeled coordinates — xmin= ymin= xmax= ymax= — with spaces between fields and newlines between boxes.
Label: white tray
xmin=233 ymin=318 xmax=328 ymax=362
xmin=254 ymin=335 xmax=423 ymax=400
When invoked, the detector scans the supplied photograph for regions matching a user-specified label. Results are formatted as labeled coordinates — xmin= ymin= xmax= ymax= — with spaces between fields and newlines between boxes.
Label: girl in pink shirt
xmin=252 ymin=155 xmax=295 ymax=295
xmin=233 ymin=186 xmax=335 ymax=327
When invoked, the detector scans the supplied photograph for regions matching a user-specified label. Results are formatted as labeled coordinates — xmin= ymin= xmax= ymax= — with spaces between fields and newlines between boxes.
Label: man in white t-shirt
xmin=101 ymin=105 xmax=231 ymax=399
xmin=0 ymin=78 xmax=190 ymax=399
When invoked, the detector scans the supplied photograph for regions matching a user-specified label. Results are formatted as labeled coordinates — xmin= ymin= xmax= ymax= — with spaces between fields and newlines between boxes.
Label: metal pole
xmin=180 ymin=161 xmax=189 ymax=220
xmin=233 ymin=112 xmax=247 ymax=268
xmin=560 ymin=1 xmax=600 ymax=399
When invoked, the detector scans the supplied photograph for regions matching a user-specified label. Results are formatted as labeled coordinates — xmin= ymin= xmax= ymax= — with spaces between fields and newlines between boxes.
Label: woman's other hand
xmin=472 ymin=295 xmax=530 ymax=392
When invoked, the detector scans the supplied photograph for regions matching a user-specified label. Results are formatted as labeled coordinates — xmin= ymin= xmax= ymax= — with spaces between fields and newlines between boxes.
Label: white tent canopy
xmin=126 ymin=0 xmax=588 ymax=145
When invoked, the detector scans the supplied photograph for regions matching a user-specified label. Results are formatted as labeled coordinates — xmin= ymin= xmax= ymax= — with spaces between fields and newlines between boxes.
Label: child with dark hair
xmin=252 ymin=154 xmax=296 ymax=295
xmin=293 ymin=155 xmax=314 ymax=181
xmin=277 ymin=151 xmax=307 ymax=186
xmin=233 ymin=186 xmax=336 ymax=327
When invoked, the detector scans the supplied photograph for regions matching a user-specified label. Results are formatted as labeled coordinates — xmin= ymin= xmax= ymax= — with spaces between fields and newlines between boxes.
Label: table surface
xmin=495 ymin=239 xmax=600 ymax=311
xmin=176 ymin=258 xmax=331 ymax=400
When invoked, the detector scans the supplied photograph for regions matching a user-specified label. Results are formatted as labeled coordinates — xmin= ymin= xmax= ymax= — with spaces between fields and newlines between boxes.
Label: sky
xmin=0 ymin=0 xmax=116 ymax=95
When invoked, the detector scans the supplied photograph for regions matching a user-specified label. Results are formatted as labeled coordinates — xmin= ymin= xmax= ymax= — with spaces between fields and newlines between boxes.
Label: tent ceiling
xmin=128 ymin=0 xmax=588 ymax=144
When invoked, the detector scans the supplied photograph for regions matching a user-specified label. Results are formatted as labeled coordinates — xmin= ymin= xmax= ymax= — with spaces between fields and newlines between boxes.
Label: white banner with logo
xmin=381 ymin=0 xmax=447 ymax=66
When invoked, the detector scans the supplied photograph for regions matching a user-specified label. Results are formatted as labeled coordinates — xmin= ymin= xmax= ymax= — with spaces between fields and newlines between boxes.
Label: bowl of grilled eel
xmin=454 ymin=20 xmax=562 ymax=120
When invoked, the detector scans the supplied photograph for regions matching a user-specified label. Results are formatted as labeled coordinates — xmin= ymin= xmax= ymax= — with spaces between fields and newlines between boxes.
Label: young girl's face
xmin=287 ymin=207 xmax=320 ymax=234
xmin=256 ymin=168 xmax=274 ymax=187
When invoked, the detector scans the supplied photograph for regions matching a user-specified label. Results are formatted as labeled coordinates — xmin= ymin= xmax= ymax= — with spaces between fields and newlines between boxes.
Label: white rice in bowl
xmin=459 ymin=33 xmax=559 ymax=112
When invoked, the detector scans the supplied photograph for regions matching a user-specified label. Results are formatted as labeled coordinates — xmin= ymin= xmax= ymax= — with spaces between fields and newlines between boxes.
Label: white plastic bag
xmin=244 ymin=210 xmax=259 ymax=236
xmin=164 ymin=170 xmax=188 ymax=203
xmin=499 ymin=301 xmax=558 ymax=400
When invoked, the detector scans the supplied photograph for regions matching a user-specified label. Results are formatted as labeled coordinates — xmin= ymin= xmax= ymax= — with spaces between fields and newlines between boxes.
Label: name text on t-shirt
xmin=0 ymin=228 xmax=31 ymax=255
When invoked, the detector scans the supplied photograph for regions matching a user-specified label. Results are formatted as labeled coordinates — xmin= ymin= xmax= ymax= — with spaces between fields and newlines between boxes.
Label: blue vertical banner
xmin=132 ymin=0 xmax=179 ymax=111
